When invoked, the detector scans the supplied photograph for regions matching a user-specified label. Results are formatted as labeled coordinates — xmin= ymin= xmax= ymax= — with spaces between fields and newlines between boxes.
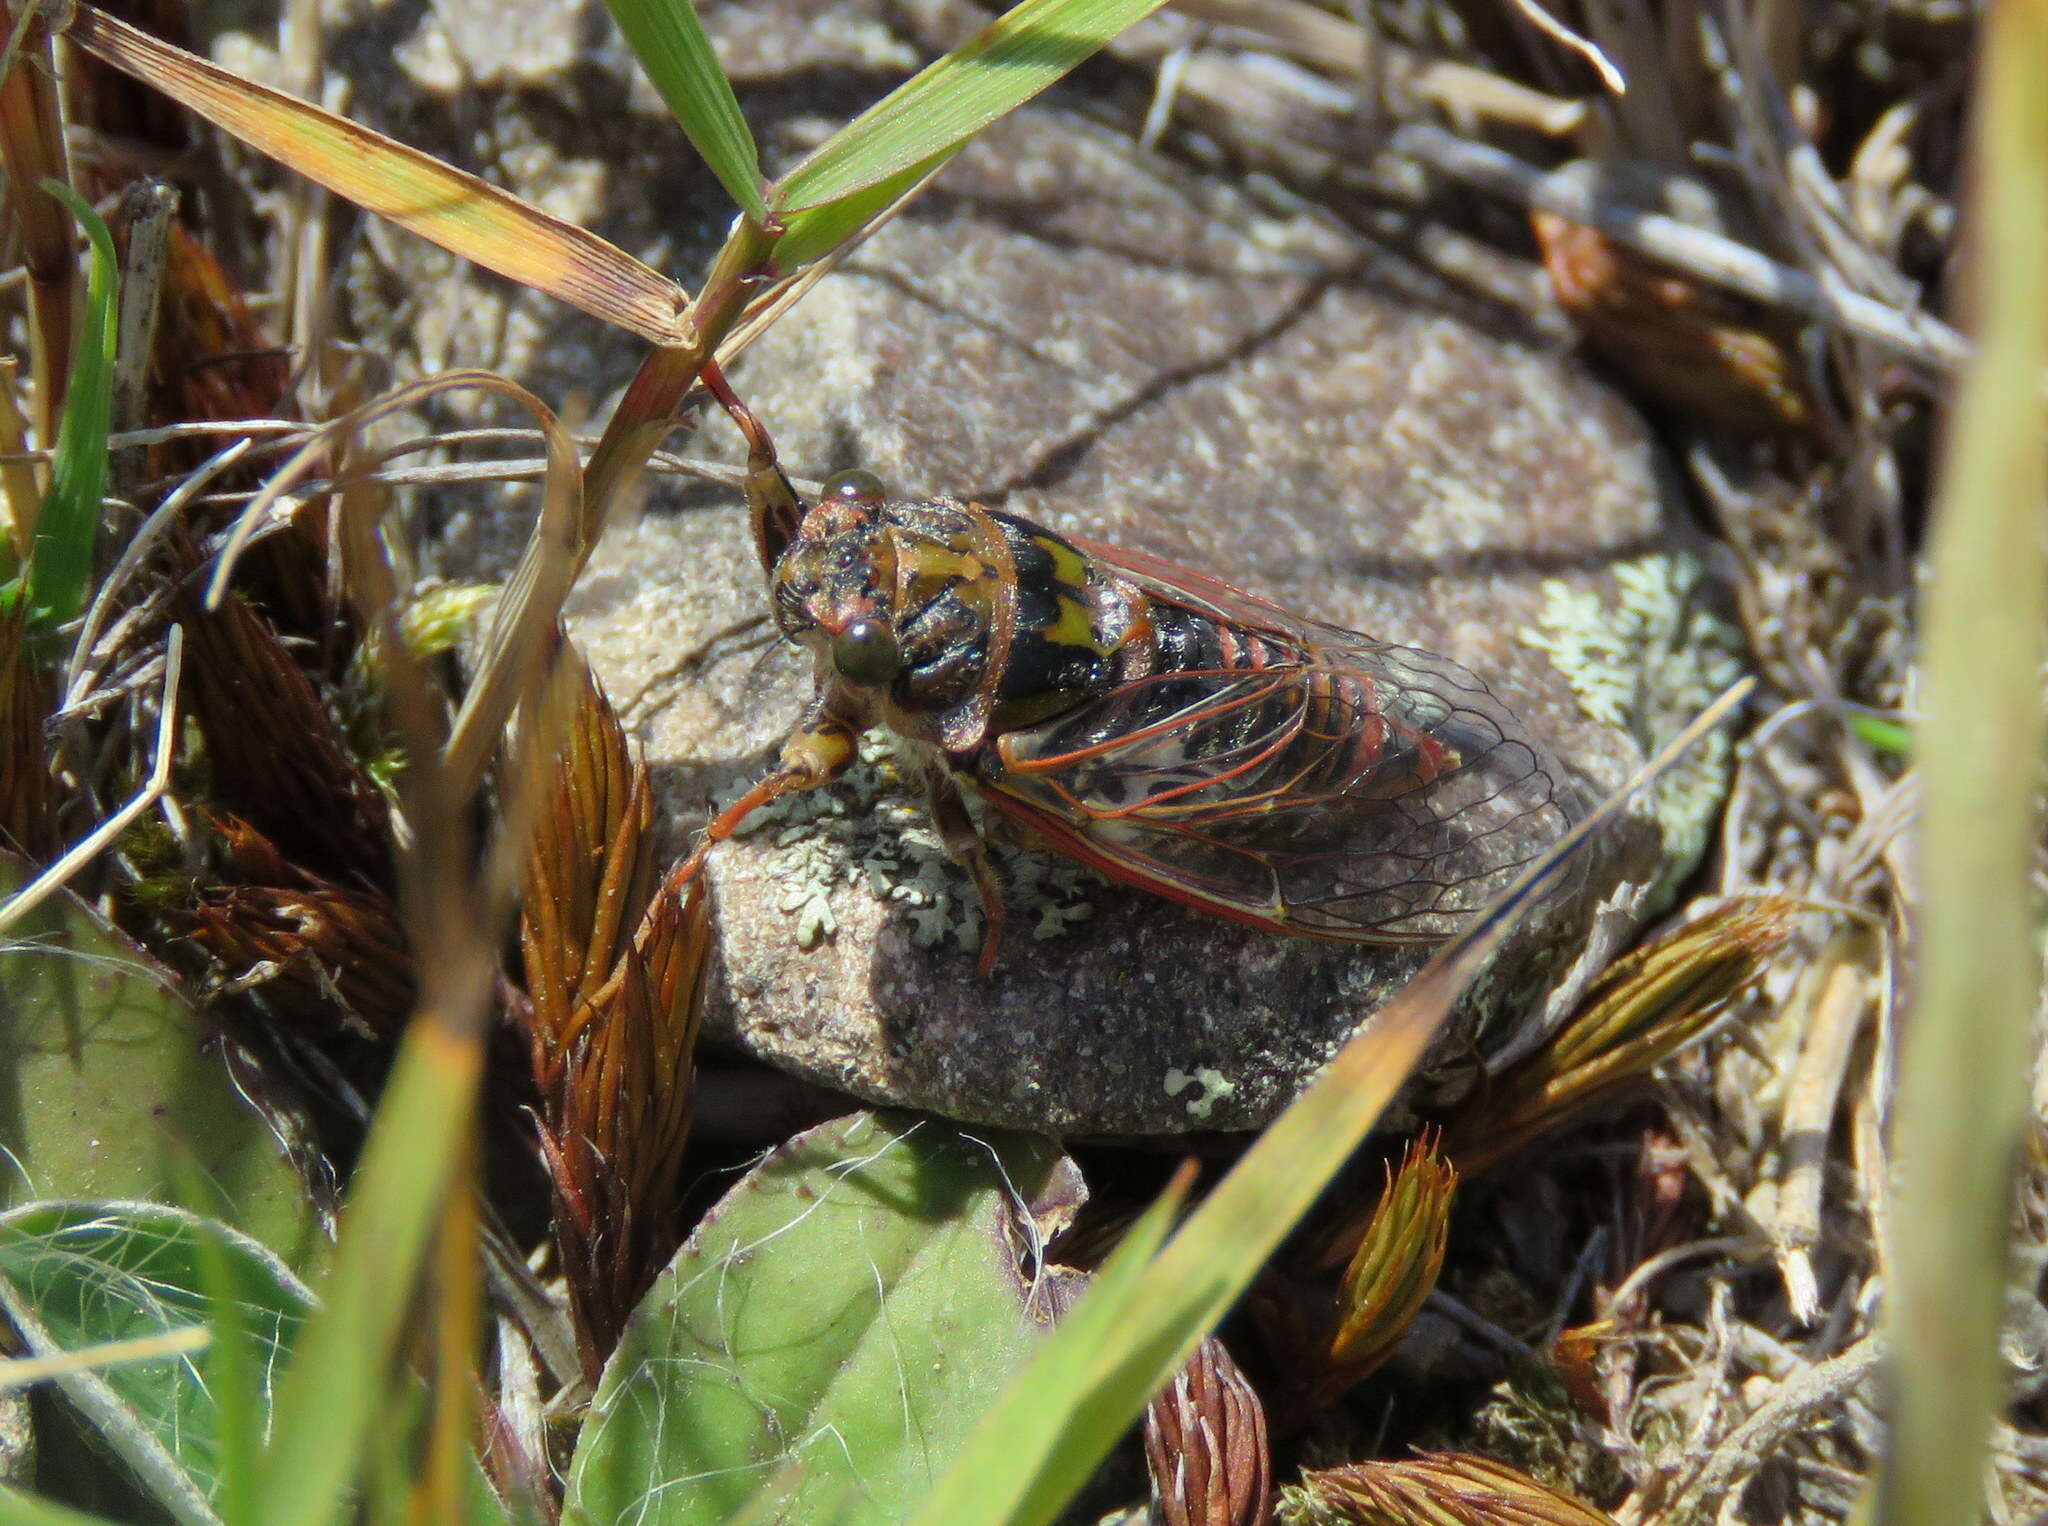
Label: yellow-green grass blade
xmin=904 ymin=1164 xmax=1190 ymax=1526
xmin=0 ymin=1485 xmax=122 ymax=1524
xmin=773 ymin=157 xmax=952 ymax=274
xmin=17 ymin=182 xmax=116 ymax=637
xmin=1880 ymin=0 xmax=2048 ymax=1518
xmin=248 ymin=1018 xmax=485 ymax=1525
xmin=773 ymin=0 xmax=1174 ymax=214
xmin=64 ymin=4 xmax=690 ymax=346
xmin=602 ymin=0 xmax=765 ymax=222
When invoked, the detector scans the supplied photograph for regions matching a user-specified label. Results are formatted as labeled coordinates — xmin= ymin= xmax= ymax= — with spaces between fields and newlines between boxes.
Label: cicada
xmin=680 ymin=379 xmax=1581 ymax=977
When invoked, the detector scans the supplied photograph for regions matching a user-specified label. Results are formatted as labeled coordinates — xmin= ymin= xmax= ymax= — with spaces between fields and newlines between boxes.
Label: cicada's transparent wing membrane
xmin=979 ymin=637 xmax=1583 ymax=942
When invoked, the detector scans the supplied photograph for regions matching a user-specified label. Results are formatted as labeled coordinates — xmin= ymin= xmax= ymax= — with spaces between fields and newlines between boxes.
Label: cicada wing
xmin=980 ymin=642 xmax=1581 ymax=941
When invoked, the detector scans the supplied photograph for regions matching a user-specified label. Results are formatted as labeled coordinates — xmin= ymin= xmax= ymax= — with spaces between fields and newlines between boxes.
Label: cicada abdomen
xmin=682 ymin=384 xmax=1583 ymax=971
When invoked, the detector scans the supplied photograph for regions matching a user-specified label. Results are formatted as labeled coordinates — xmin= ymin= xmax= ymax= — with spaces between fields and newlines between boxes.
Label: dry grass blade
xmin=0 ymin=8 xmax=77 ymax=443
xmin=63 ymin=3 xmax=691 ymax=347
xmin=203 ymin=369 xmax=587 ymax=808
xmin=0 ymin=602 xmax=55 ymax=859
xmin=1445 ymin=897 xmax=1798 ymax=1174
xmin=0 ymin=357 xmax=37 ymax=551
xmin=1143 ymin=1335 xmax=1274 ymax=1526
xmin=522 ymin=660 xmax=709 ymax=1369
xmin=1294 ymin=1452 xmax=1618 ymax=1525
xmin=1315 ymin=1134 xmax=1458 ymax=1402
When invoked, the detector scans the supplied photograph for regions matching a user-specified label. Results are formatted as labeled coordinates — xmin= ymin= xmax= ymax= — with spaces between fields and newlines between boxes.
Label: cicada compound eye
xmin=820 ymin=468 xmax=888 ymax=508
xmin=831 ymin=618 xmax=902 ymax=686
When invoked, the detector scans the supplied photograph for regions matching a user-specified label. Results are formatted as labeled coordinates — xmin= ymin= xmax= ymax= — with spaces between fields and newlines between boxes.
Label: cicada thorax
xmin=770 ymin=475 xmax=1150 ymax=755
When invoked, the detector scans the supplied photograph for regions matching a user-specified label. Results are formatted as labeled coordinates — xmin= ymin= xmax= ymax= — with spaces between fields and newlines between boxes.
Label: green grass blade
xmin=772 ymin=157 xmax=950 ymax=273
xmin=0 ymin=1485 xmax=123 ymax=1524
xmin=903 ymin=1166 xmax=1189 ymax=1526
xmin=601 ymin=0 xmax=765 ymax=221
xmin=773 ymin=0 xmax=1173 ymax=213
xmin=249 ymin=1020 xmax=484 ymax=1525
xmin=1878 ymin=0 xmax=2048 ymax=1519
xmin=24 ymin=180 xmax=116 ymax=636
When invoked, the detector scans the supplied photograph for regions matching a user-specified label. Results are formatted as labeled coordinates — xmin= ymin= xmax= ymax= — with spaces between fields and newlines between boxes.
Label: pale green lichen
xmin=722 ymin=729 xmax=1098 ymax=955
xmin=1518 ymin=553 xmax=1744 ymax=896
xmin=1163 ymin=1066 xmax=1237 ymax=1121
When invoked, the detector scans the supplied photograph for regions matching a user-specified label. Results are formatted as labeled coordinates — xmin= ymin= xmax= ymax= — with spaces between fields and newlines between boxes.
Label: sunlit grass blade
xmin=602 ymin=0 xmax=765 ymax=221
xmin=903 ymin=1162 xmax=1193 ymax=1526
xmin=65 ymin=4 xmax=692 ymax=346
xmin=248 ymin=1019 xmax=487 ymax=1524
xmin=773 ymin=0 xmax=1176 ymax=212
xmin=1880 ymin=0 xmax=2048 ymax=1518
xmin=20 ymin=181 xmax=116 ymax=637
xmin=772 ymin=158 xmax=952 ymax=274
xmin=0 ymin=1486 xmax=120 ymax=1525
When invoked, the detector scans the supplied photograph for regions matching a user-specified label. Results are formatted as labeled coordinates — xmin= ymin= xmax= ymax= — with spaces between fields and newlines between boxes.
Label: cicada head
xmin=770 ymin=468 xmax=909 ymax=693
xmin=770 ymin=467 xmax=1043 ymax=751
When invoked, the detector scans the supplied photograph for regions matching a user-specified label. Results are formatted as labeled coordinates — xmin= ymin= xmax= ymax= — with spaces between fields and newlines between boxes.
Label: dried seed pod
xmin=1296 ymin=1451 xmax=1618 ymax=1525
xmin=1144 ymin=1335 xmax=1274 ymax=1526
xmin=1315 ymin=1133 xmax=1458 ymax=1402
xmin=1445 ymin=898 xmax=1797 ymax=1174
xmin=1532 ymin=179 xmax=1824 ymax=441
xmin=185 ymin=881 xmax=414 ymax=1039
xmin=521 ymin=659 xmax=708 ymax=1370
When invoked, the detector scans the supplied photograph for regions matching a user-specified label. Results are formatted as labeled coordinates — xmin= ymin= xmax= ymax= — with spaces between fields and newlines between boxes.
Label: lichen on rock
xmin=1519 ymin=552 xmax=1745 ymax=894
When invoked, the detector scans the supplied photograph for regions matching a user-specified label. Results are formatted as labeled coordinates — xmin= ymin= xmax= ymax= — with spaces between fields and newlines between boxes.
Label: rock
xmin=298 ymin=0 xmax=1739 ymax=1132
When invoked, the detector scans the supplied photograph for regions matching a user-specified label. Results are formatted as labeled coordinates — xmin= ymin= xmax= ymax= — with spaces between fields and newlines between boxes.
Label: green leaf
xmin=563 ymin=1112 xmax=1076 ymax=1526
xmin=0 ymin=854 xmax=326 ymax=1268
xmin=25 ymin=181 xmax=117 ymax=636
xmin=1847 ymin=712 xmax=1912 ymax=756
xmin=905 ymin=1166 xmax=1188 ymax=1526
xmin=774 ymin=0 xmax=1174 ymax=213
xmin=602 ymin=0 xmax=766 ymax=222
xmin=0 ymin=1201 xmax=314 ymax=1524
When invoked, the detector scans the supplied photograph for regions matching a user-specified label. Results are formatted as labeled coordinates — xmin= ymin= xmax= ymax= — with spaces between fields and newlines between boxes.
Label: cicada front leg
xmin=701 ymin=360 xmax=804 ymax=570
xmin=668 ymin=693 xmax=862 ymax=894
xmin=920 ymin=760 xmax=1008 ymax=980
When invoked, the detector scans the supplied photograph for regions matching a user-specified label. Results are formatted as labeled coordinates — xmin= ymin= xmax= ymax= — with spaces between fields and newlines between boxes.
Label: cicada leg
xmin=700 ymin=359 xmax=805 ymax=571
xmin=921 ymin=761 xmax=1007 ymax=980
xmin=667 ymin=697 xmax=861 ymax=894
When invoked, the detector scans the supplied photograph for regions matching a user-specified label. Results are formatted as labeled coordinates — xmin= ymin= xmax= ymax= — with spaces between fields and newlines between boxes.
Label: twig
xmin=0 ymin=622 xmax=185 ymax=937
xmin=1773 ymin=929 xmax=1877 ymax=1324
xmin=1391 ymin=124 xmax=1968 ymax=375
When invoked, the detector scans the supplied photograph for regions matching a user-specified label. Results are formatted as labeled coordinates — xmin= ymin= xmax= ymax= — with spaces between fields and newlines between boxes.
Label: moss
xmin=1470 ymin=1362 xmax=1628 ymax=1508
xmin=724 ymin=729 xmax=1098 ymax=955
xmin=1518 ymin=553 xmax=1744 ymax=900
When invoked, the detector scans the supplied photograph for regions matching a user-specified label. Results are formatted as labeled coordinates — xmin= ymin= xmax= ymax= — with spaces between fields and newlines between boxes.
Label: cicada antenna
xmin=700 ymin=359 xmax=806 ymax=570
